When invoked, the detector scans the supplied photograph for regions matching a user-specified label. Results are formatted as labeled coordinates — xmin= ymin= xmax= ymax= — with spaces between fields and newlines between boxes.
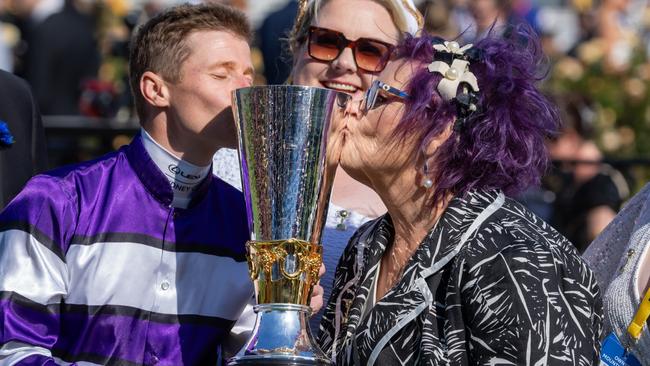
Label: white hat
xmin=298 ymin=0 xmax=423 ymax=36
xmin=393 ymin=0 xmax=423 ymax=36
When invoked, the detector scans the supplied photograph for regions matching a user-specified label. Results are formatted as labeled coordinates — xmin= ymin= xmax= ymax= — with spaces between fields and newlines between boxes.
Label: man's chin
xmin=201 ymin=123 xmax=238 ymax=151
xmin=217 ymin=138 xmax=239 ymax=151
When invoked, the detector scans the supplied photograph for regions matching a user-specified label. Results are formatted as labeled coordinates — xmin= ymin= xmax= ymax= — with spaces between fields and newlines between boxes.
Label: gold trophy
xmin=228 ymin=85 xmax=344 ymax=365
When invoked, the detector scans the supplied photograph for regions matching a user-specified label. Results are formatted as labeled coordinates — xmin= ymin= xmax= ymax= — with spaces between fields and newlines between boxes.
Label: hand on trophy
xmin=309 ymin=264 xmax=326 ymax=314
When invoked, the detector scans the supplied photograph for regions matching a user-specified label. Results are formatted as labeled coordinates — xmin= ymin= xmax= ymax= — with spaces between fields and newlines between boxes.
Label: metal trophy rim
xmin=234 ymin=84 xmax=335 ymax=94
xmin=227 ymin=356 xmax=331 ymax=365
xmin=253 ymin=303 xmax=312 ymax=314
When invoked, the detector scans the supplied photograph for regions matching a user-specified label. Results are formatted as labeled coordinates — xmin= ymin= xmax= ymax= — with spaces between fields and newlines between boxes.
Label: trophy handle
xmin=279 ymin=253 xmax=303 ymax=280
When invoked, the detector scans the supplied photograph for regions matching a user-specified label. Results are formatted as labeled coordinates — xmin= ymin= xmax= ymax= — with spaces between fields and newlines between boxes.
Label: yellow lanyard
xmin=626 ymin=286 xmax=650 ymax=344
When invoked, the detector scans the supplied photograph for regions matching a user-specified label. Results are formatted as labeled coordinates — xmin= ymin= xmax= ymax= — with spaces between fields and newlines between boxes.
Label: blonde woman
xmin=212 ymin=0 xmax=424 ymax=328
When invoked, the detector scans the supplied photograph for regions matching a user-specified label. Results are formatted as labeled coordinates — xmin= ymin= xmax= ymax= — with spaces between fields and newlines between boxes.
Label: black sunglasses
xmin=308 ymin=26 xmax=394 ymax=73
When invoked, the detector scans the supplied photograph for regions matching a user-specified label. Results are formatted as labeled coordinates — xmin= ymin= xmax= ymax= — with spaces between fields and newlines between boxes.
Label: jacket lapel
xmin=352 ymin=190 xmax=505 ymax=365
xmin=337 ymin=217 xmax=391 ymax=346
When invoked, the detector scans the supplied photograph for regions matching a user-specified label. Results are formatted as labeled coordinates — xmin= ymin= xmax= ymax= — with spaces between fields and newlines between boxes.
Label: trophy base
xmin=227 ymin=304 xmax=331 ymax=366
xmin=227 ymin=356 xmax=330 ymax=365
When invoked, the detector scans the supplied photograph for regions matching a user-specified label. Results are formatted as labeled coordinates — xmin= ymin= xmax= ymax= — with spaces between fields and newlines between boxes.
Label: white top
xmin=212 ymin=149 xmax=242 ymax=190
xmin=583 ymin=183 xmax=650 ymax=363
xmin=212 ymin=149 xmax=373 ymax=331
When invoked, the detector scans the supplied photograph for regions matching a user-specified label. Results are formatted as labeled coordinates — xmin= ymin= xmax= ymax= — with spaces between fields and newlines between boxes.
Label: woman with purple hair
xmin=317 ymin=25 xmax=603 ymax=365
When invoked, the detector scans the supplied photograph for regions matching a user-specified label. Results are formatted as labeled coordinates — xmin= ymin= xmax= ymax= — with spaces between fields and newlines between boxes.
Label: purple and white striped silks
xmin=0 ymin=134 xmax=253 ymax=365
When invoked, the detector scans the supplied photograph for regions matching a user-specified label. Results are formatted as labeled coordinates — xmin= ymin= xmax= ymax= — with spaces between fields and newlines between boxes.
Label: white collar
xmin=141 ymin=128 xmax=211 ymax=209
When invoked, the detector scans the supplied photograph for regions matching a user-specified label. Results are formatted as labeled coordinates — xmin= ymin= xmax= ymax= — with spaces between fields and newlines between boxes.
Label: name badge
xmin=600 ymin=333 xmax=641 ymax=366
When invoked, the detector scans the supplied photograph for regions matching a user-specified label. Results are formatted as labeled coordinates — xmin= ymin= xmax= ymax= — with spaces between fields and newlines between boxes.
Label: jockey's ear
xmin=140 ymin=71 xmax=171 ymax=109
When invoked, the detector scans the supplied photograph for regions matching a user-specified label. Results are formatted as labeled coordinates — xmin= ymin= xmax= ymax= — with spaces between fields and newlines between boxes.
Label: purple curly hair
xmin=393 ymin=24 xmax=560 ymax=205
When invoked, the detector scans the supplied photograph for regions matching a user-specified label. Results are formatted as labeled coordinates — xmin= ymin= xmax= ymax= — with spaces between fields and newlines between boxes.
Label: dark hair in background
xmin=553 ymin=93 xmax=596 ymax=140
xmin=394 ymin=23 xmax=560 ymax=205
xmin=128 ymin=3 xmax=251 ymax=121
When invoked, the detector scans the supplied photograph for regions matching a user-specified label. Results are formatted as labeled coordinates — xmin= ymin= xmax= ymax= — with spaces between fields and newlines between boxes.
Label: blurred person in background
xmin=257 ymin=0 xmax=298 ymax=84
xmin=6 ymin=0 xmax=61 ymax=77
xmin=460 ymin=0 xmax=508 ymax=42
xmin=76 ymin=0 xmax=135 ymax=119
xmin=563 ymin=4 xmax=598 ymax=58
xmin=418 ymin=0 xmax=460 ymax=39
xmin=4 ymin=0 xmax=59 ymax=76
xmin=0 ymin=69 xmax=47 ymax=209
xmin=0 ymin=0 xmax=19 ymax=71
xmin=547 ymin=93 xmax=629 ymax=253
xmin=16 ymin=0 xmax=100 ymax=115
xmin=459 ymin=0 xmax=547 ymax=44
xmin=533 ymin=0 xmax=582 ymax=57
xmin=212 ymin=0 xmax=424 ymax=332
xmin=6 ymin=0 xmax=100 ymax=170
xmin=597 ymin=0 xmax=636 ymax=72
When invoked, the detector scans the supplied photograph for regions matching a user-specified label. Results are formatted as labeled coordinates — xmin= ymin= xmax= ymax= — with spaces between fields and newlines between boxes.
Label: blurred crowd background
xmin=1 ymin=0 xmax=648 ymax=252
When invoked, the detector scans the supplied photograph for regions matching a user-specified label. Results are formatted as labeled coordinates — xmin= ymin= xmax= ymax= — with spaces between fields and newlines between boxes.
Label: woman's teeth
xmin=324 ymin=82 xmax=357 ymax=92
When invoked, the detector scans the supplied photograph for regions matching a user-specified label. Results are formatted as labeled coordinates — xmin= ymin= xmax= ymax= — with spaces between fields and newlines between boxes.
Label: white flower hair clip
xmin=427 ymin=39 xmax=483 ymax=131
xmin=427 ymin=41 xmax=480 ymax=101
xmin=433 ymin=41 xmax=473 ymax=56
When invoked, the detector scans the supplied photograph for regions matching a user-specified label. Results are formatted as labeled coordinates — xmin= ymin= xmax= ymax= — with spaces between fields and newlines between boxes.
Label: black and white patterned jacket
xmin=317 ymin=189 xmax=603 ymax=365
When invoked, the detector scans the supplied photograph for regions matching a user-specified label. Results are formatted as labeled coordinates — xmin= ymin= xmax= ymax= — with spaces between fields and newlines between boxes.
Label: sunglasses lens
xmin=309 ymin=29 xmax=342 ymax=62
xmin=336 ymin=93 xmax=351 ymax=108
xmin=355 ymin=40 xmax=391 ymax=72
xmin=362 ymin=82 xmax=378 ymax=112
xmin=361 ymin=91 xmax=369 ymax=112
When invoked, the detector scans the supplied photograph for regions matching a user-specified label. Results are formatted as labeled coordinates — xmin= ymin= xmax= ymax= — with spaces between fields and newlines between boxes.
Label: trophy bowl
xmin=227 ymin=85 xmax=344 ymax=365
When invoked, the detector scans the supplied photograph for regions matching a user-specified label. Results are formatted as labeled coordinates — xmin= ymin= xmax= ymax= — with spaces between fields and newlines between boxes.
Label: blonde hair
xmin=288 ymin=0 xmax=423 ymax=54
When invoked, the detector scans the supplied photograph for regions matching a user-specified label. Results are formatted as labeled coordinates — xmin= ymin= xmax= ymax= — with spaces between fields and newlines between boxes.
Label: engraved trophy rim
xmin=234 ymin=84 xmax=335 ymax=93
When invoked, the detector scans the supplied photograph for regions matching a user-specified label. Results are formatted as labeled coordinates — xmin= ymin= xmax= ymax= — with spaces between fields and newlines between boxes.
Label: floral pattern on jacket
xmin=317 ymin=189 xmax=603 ymax=365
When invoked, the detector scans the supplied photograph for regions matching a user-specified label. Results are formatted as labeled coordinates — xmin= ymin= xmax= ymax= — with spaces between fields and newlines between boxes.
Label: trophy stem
xmin=227 ymin=304 xmax=331 ymax=365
